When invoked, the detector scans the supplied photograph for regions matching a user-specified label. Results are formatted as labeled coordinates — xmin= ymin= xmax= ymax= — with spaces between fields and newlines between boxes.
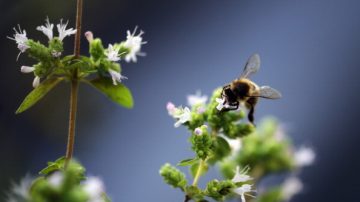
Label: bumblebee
xmin=220 ymin=54 xmax=281 ymax=124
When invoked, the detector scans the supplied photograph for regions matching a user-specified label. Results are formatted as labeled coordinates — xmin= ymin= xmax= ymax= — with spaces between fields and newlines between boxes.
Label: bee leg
xmin=221 ymin=85 xmax=230 ymax=97
xmin=221 ymin=101 xmax=239 ymax=112
xmin=246 ymin=97 xmax=258 ymax=125
xmin=248 ymin=106 xmax=255 ymax=124
xmin=230 ymin=101 xmax=239 ymax=110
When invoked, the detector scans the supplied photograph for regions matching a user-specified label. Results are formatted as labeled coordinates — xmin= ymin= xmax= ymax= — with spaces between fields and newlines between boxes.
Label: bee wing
xmin=258 ymin=86 xmax=282 ymax=99
xmin=240 ymin=53 xmax=261 ymax=78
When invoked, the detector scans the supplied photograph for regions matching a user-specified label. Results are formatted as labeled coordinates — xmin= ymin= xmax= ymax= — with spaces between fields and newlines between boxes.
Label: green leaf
xmin=89 ymin=77 xmax=133 ymax=108
xmin=39 ymin=163 xmax=61 ymax=175
xmin=178 ymin=158 xmax=198 ymax=167
xmin=16 ymin=77 xmax=63 ymax=114
xmin=213 ymin=136 xmax=231 ymax=160
xmin=39 ymin=156 xmax=66 ymax=175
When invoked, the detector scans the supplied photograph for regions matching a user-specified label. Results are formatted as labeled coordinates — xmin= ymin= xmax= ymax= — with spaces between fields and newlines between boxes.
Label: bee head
xmin=222 ymin=86 xmax=238 ymax=103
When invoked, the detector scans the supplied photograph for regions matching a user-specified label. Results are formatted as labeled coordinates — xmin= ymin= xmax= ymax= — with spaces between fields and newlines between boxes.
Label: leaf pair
xmin=16 ymin=77 xmax=133 ymax=114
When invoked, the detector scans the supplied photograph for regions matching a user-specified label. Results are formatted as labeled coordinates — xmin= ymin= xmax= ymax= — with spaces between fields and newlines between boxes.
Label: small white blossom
xmin=8 ymin=25 xmax=29 ymax=59
xmin=233 ymin=184 xmax=256 ymax=202
xmin=83 ymin=177 xmax=106 ymax=202
xmin=48 ymin=172 xmax=64 ymax=188
xmin=229 ymin=139 xmax=242 ymax=154
xmin=57 ymin=19 xmax=77 ymax=41
xmin=294 ymin=146 xmax=315 ymax=167
xmin=20 ymin=66 xmax=35 ymax=73
xmin=32 ymin=76 xmax=40 ymax=88
xmin=232 ymin=166 xmax=252 ymax=183
xmin=166 ymin=102 xmax=176 ymax=116
xmin=108 ymin=69 xmax=127 ymax=85
xmin=215 ymin=97 xmax=229 ymax=111
xmin=173 ymin=107 xmax=191 ymax=127
xmin=281 ymin=177 xmax=303 ymax=201
xmin=105 ymin=44 xmax=121 ymax=62
xmin=51 ymin=50 xmax=62 ymax=57
xmin=6 ymin=175 xmax=33 ymax=202
xmin=222 ymin=135 xmax=242 ymax=155
xmin=187 ymin=91 xmax=208 ymax=106
xmin=123 ymin=26 xmax=146 ymax=63
xmin=36 ymin=17 xmax=54 ymax=40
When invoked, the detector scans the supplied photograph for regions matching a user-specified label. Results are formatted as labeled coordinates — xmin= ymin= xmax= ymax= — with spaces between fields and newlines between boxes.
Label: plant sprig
xmin=160 ymin=88 xmax=255 ymax=202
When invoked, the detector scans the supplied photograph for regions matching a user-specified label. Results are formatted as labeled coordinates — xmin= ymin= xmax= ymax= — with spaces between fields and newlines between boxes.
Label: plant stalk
xmin=192 ymin=159 xmax=206 ymax=186
xmin=65 ymin=0 xmax=83 ymax=167
xmin=65 ymin=78 xmax=79 ymax=165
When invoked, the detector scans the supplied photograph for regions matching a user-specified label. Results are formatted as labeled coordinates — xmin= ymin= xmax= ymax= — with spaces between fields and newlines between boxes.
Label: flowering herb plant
xmin=6 ymin=0 xmax=145 ymax=201
xmin=160 ymin=88 xmax=315 ymax=202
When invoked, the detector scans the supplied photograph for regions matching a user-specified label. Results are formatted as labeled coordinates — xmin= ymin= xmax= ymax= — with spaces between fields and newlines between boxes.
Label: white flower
xmin=108 ymin=69 xmax=127 ymax=85
xmin=173 ymin=107 xmax=191 ymax=127
xmin=6 ymin=175 xmax=33 ymax=202
xmin=123 ymin=26 xmax=146 ymax=63
xmin=8 ymin=25 xmax=29 ymax=59
xmin=294 ymin=146 xmax=315 ymax=167
xmin=105 ymin=44 xmax=121 ymax=62
xmin=36 ymin=17 xmax=54 ymax=40
xmin=83 ymin=177 xmax=106 ymax=202
xmin=48 ymin=172 xmax=64 ymax=188
xmin=52 ymin=50 xmax=62 ymax=57
xmin=222 ymin=135 xmax=242 ymax=155
xmin=229 ymin=139 xmax=242 ymax=154
xmin=20 ymin=66 xmax=35 ymax=73
xmin=215 ymin=97 xmax=227 ymax=111
xmin=281 ymin=177 xmax=303 ymax=201
xmin=32 ymin=76 xmax=41 ymax=88
xmin=232 ymin=166 xmax=252 ymax=183
xmin=187 ymin=90 xmax=208 ymax=106
xmin=233 ymin=184 xmax=256 ymax=202
xmin=57 ymin=19 xmax=77 ymax=41
xmin=166 ymin=102 xmax=176 ymax=116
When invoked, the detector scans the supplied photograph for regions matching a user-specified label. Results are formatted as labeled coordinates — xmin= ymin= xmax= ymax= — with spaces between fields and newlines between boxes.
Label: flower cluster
xmin=10 ymin=17 xmax=145 ymax=114
xmin=220 ymin=118 xmax=315 ymax=202
xmin=160 ymin=88 xmax=315 ymax=202
xmin=9 ymin=18 xmax=145 ymax=88
xmin=6 ymin=158 xmax=110 ymax=202
xmin=161 ymin=88 xmax=255 ymax=202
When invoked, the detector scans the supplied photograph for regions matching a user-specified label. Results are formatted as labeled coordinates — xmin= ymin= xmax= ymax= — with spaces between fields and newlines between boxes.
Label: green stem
xmin=192 ymin=159 xmax=206 ymax=186
xmin=65 ymin=0 xmax=83 ymax=167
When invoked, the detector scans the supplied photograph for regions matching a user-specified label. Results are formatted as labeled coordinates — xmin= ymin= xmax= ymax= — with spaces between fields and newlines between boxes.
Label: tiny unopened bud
xmin=32 ymin=76 xmax=40 ymax=88
xmin=166 ymin=102 xmax=176 ymax=115
xmin=194 ymin=127 xmax=202 ymax=135
xmin=20 ymin=66 xmax=35 ymax=73
xmin=85 ymin=31 xmax=94 ymax=42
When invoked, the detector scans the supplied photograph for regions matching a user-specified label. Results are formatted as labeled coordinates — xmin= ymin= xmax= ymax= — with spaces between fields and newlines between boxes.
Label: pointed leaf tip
xmin=16 ymin=77 xmax=63 ymax=114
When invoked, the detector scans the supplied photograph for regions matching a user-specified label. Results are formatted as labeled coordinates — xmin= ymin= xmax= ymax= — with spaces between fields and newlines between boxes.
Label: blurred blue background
xmin=1 ymin=0 xmax=360 ymax=201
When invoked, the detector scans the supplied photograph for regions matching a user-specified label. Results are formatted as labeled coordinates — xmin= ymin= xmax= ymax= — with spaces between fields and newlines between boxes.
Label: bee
xmin=220 ymin=53 xmax=281 ymax=124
